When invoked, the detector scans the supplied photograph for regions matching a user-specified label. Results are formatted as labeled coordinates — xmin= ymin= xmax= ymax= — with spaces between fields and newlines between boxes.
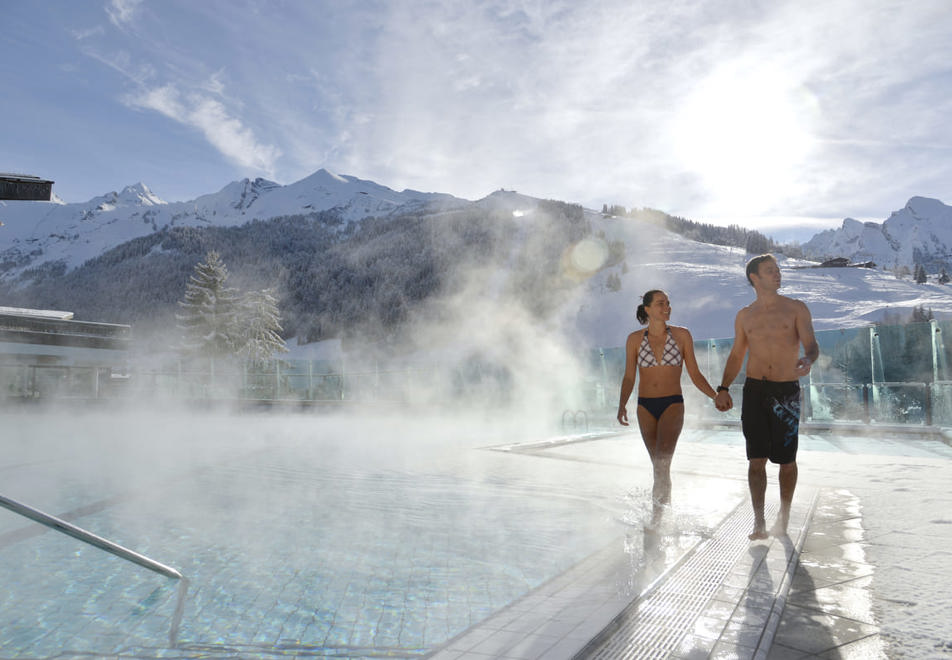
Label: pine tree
xmin=939 ymin=268 xmax=950 ymax=284
xmin=176 ymin=251 xmax=241 ymax=357
xmin=238 ymin=288 xmax=288 ymax=363
xmin=911 ymin=304 xmax=934 ymax=323
xmin=914 ymin=263 xmax=927 ymax=284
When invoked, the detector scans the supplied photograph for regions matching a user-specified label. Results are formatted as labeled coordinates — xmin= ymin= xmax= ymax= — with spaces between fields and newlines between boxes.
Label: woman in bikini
xmin=617 ymin=289 xmax=719 ymax=528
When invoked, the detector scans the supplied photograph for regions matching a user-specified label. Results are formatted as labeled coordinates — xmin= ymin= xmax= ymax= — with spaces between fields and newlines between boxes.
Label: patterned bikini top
xmin=637 ymin=327 xmax=683 ymax=367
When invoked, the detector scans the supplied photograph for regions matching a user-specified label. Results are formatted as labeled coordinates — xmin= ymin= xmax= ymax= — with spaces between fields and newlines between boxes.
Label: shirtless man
xmin=714 ymin=254 xmax=819 ymax=540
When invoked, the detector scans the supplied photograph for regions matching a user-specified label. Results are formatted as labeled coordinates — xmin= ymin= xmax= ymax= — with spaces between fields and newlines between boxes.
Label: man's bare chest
xmin=744 ymin=314 xmax=798 ymax=346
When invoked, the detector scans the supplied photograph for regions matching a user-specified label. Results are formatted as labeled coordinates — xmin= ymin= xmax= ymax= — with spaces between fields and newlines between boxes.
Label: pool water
xmin=0 ymin=409 xmax=740 ymax=658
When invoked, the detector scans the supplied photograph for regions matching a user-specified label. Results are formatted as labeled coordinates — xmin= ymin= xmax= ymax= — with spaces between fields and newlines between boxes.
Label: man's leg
xmin=771 ymin=461 xmax=798 ymax=536
xmin=748 ymin=458 xmax=768 ymax=540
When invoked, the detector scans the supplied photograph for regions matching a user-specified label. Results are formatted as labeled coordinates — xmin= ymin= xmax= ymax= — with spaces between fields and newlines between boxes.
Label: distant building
xmin=0 ymin=307 xmax=130 ymax=399
xmin=0 ymin=173 xmax=54 ymax=201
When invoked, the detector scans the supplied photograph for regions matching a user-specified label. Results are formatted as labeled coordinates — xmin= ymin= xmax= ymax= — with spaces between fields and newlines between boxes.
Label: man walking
xmin=715 ymin=254 xmax=819 ymax=539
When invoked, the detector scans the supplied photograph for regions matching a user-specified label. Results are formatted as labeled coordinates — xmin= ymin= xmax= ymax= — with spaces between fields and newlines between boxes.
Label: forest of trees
xmin=0 ymin=200 xmax=593 ymax=351
xmin=601 ymin=205 xmax=782 ymax=255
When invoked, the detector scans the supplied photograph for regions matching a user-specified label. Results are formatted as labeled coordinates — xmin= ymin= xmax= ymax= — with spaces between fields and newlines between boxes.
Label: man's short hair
xmin=746 ymin=254 xmax=776 ymax=286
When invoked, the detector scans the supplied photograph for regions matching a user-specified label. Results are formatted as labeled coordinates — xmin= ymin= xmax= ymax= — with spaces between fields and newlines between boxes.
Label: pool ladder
xmin=0 ymin=492 xmax=189 ymax=646
xmin=0 ymin=492 xmax=182 ymax=579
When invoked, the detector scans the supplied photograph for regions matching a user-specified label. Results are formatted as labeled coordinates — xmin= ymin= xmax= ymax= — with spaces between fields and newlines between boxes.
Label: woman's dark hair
xmin=636 ymin=289 xmax=665 ymax=325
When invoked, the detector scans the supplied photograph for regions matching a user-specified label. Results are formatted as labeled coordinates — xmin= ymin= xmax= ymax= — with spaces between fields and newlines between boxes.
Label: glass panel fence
xmin=868 ymin=383 xmax=930 ymax=425
xmin=3 ymin=320 xmax=952 ymax=429
xmin=804 ymin=383 xmax=868 ymax=424
xmin=932 ymin=382 xmax=952 ymax=427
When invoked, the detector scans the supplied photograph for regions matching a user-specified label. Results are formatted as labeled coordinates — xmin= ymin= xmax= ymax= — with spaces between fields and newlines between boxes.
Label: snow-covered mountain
xmin=0 ymin=169 xmax=464 ymax=278
xmin=2 ymin=170 xmax=951 ymax=350
xmin=801 ymin=196 xmax=952 ymax=274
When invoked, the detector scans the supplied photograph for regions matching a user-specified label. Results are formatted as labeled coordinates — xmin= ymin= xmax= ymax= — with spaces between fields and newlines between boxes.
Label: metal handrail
xmin=0 ymin=493 xmax=182 ymax=579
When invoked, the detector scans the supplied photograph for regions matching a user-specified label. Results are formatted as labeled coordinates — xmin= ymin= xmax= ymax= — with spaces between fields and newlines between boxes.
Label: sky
xmin=2 ymin=0 xmax=952 ymax=242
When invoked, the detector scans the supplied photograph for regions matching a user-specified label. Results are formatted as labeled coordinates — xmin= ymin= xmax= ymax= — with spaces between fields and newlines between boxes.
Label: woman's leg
xmin=653 ymin=403 xmax=684 ymax=508
xmin=638 ymin=402 xmax=684 ymax=527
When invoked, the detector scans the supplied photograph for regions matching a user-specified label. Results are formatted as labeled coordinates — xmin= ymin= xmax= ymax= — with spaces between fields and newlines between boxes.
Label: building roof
xmin=0 ymin=306 xmax=74 ymax=320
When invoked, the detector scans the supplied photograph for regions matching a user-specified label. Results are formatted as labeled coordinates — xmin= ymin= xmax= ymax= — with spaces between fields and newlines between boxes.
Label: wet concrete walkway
xmin=427 ymin=427 xmax=952 ymax=659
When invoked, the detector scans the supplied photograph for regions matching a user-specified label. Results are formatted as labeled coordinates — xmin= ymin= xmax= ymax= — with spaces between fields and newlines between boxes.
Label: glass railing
xmin=591 ymin=319 xmax=952 ymax=428
xmin=3 ymin=319 xmax=952 ymax=429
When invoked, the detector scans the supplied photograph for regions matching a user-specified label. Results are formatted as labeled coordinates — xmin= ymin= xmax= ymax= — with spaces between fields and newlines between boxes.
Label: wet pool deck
xmin=427 ymin=426 xmax=952 ymax=659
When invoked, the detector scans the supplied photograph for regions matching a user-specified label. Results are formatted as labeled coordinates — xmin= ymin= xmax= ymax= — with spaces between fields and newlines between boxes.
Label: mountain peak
xmin=117 ymin=182 xmax=165 ymax=206
xmin=294 ymin=168 xmax=379 ymax=191
xmin=903 ymin=196 xmax=950 ymax=219
xmin=476 ymin=189 xmax=538 ymax=213
xmin=804 ymin=196 xmax=952 ymax=272
xmin=86 ymin=183 xmax=165 ymax=211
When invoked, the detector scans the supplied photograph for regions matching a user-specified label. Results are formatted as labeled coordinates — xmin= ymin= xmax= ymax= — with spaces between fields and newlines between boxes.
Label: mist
xmin=0 ymin=403 xmax=656 ymax=656
xmin=0 ymin=195 xmax=667 ymax=655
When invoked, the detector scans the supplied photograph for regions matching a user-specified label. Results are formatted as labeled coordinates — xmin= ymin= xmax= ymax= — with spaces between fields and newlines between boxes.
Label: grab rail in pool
xmin=0 ymin=492 xmax=183 ymax=580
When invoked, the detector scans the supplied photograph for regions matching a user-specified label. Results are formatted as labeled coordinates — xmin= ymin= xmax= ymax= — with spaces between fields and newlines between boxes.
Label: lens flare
xmin=562 ymin=237 xmax=609 ymax=281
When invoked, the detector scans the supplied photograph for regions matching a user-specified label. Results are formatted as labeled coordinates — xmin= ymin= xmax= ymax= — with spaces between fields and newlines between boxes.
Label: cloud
xmin=126 ymin=84 xmax=281 ymax=175
xmin=321 ymin=0 xmax=952 ymax=219
xmin=106 ymin=0 xmax=143 ymax=29
xmin=44 ymin=0 xmax=952 ymax=215
xmin=80 ymin=46 xmax=154 ymax=85
xmin=71 ymin=25 xmax=105 ymax=41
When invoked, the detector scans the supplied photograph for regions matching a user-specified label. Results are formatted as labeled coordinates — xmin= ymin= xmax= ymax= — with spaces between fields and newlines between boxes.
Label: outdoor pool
xmin=0 ymin=407 xmax=739 ymax=658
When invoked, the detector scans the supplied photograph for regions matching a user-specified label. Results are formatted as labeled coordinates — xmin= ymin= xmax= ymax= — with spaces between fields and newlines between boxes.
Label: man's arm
xmin=794 ymin=300 xmax=819 ymax=377
xmin=715 ymin=311 xmax=748 ymax=411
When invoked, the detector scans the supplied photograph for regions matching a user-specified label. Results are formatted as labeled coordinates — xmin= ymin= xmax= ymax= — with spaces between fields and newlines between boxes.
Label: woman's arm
xmin=676 ymin=327 xmax=717 ymax=400
xmin=617 ymin=331 xmax=640 ymax=425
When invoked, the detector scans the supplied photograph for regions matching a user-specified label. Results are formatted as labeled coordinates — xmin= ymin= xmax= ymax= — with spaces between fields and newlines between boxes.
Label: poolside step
xmin=577 ymin=492 xmax=816 ymax=660
xmin=426 ymin=491 xmax=815 ymax=660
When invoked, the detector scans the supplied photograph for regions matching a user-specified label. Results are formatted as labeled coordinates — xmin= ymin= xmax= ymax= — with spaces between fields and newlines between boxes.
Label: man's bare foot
xmin=748 ymin=521 xmax=768 ymax=540
xmin=769 ymin=519 xmax=789 ymax=538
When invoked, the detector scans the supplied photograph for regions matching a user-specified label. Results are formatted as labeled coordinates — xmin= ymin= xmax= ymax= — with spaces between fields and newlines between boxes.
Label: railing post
xmin=304 ymin=360 xmax=310 ymax=401
xmin=931 ymin=319 xmax=940 ymax=384
xmin=599 ymin=349 xmax=608 ymax=410
xmin=863 ymin=384 xmax=870 ymax=424
xmin=925 ymin=382 xmax=933 ymax=426
xmin=807 ymin=379 xmax=814 ymax=422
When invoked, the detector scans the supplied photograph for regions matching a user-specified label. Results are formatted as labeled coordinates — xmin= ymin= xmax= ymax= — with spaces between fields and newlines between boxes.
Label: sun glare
xmin=673 ymin=63 xmax=818 ymax=215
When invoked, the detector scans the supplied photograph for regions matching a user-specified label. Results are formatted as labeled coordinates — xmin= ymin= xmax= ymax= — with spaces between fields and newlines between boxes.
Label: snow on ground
xmin=566 ymin=214 xmax=952 ymax=349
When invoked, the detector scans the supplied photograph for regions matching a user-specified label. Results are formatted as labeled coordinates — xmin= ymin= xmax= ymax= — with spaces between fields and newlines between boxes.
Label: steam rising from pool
xmin=2 ymin=407 xmax=727 ymax=657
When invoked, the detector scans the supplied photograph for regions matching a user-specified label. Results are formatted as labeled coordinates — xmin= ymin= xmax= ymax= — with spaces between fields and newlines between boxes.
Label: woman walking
xmin=617 ymin=289 xmax=719 ymax=529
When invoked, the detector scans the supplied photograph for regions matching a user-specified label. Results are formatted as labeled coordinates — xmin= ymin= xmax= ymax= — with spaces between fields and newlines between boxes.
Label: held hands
xmin=714 ymin=390 xmax=733 ymax=412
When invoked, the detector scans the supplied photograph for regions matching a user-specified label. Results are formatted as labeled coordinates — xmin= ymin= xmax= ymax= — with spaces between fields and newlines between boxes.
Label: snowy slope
xmin=0 ymin=169 xmax=464 ymax=278
xmin=3 ymin=170 xmax=950 ymax=350
xmin=568 ymin=212 xmax=952 ymax=346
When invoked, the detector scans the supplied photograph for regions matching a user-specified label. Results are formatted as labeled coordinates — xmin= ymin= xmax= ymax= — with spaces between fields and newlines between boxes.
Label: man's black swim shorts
xmin=741 ymin=378 xmax=801 ymax=464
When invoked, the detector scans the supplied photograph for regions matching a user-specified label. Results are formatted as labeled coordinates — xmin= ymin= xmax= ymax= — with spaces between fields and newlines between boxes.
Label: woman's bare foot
xmin=769 ymin=516 xmax=790 ymax=538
